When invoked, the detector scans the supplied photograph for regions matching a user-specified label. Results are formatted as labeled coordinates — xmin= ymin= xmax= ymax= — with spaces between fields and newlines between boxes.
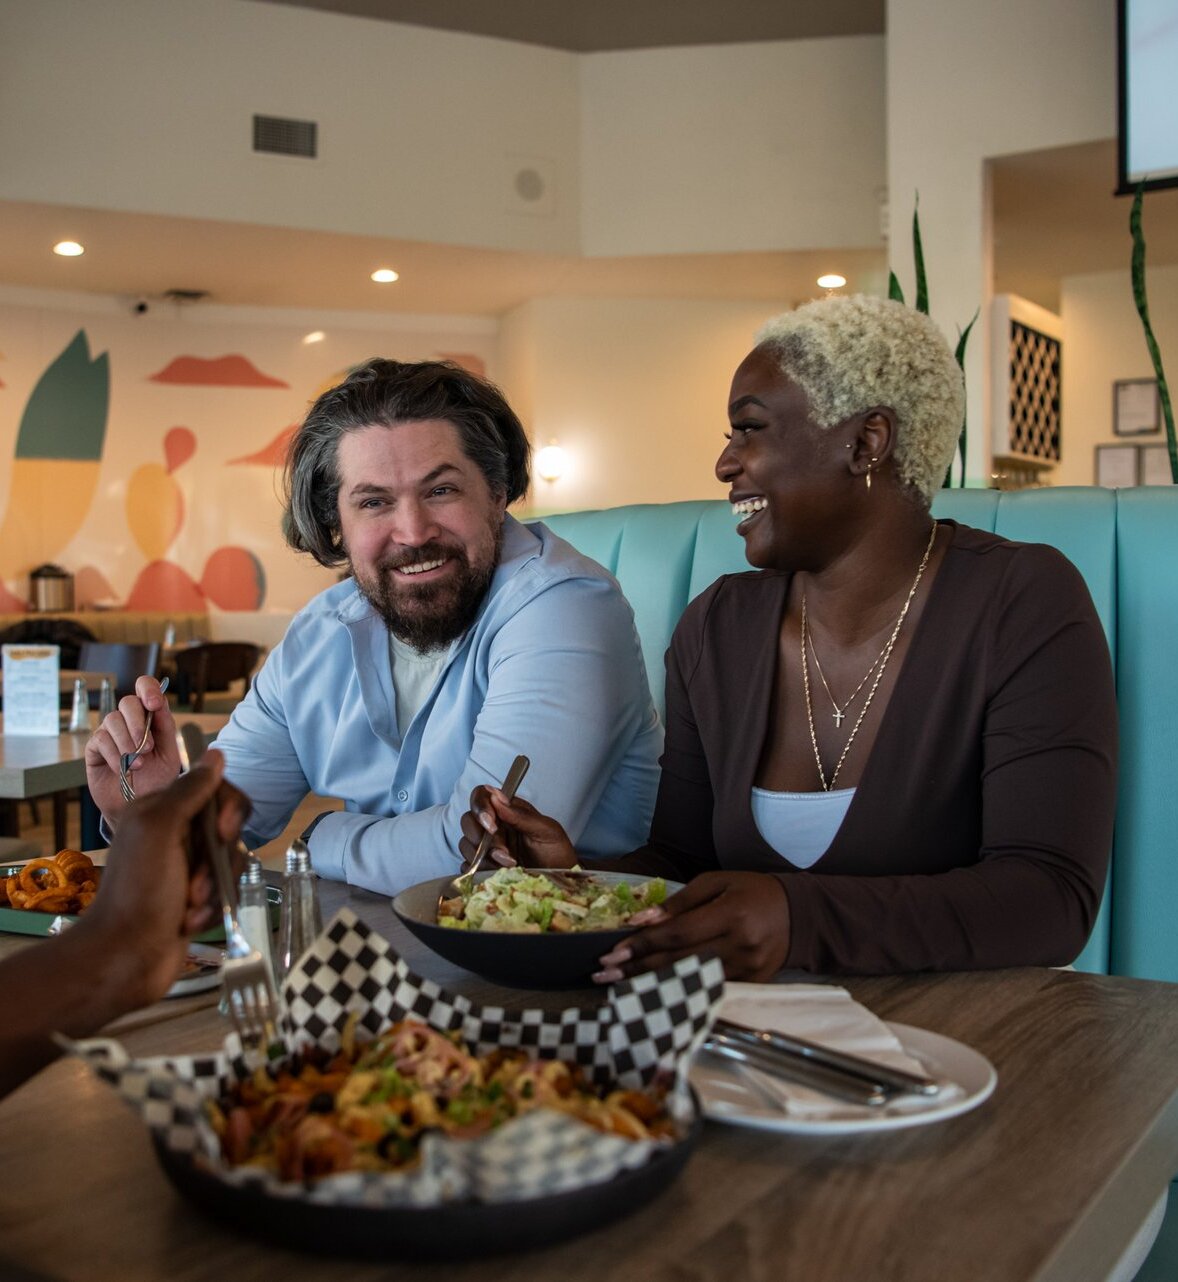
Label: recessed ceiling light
xmin=371 ymin=268 xmax=399 ymax=284
xmin=817 ymin=273 xmax=847 ymax=289
xmin=53 ymin=240 xmax=84 ymax=257
xmin=302 ymin=330 xmax=326 ymax=344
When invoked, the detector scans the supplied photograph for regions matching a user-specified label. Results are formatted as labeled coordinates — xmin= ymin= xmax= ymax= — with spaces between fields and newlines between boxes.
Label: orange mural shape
xmin=229 ymin=425 xmax=297 ymax=467
xmin=125 ymin=560 xmax=206 ymax=612
xmin=74 ymin=566 xmax=118 ymax=609
xmin=0 ymin=580 xmax=25 ymax=611
xmin=149 ymin=355 xmax=289 ymax=388
xmin=164 ymin=426 xmax=196 ymax=473
xmin=201 ymin=547 xmax=266 ymax=610
xmin=127 ymin=462 xmax=185 ymax=561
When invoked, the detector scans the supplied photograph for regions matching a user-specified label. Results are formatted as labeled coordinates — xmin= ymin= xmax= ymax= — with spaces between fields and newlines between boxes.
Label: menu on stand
xmin=2 ymin=644 xmax=61 ymax=735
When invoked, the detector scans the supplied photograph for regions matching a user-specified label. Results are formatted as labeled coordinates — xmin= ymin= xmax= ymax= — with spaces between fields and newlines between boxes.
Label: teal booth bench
xmin=538 ymin=487 xmax=1178 ymax=983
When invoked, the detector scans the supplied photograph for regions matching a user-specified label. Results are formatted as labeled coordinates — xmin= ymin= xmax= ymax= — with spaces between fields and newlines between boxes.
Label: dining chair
xmin=170 ymin=642 xmax=261 ymax=713
xmin=76 ymin=641 xmax=161 ymax=707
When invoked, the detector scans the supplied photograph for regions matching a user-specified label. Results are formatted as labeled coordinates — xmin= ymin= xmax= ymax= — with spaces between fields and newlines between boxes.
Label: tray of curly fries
xmin=0 ymin=850 xmax=279 ymax=941
xmin=68 ymin=907 xmax=725 ymax=1259
xmin=0 ymin=849 xmax=102 ymax=931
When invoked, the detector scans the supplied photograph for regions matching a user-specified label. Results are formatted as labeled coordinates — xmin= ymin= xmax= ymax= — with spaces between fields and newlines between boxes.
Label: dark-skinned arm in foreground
xmin=0 ymin=752 xmax=248 ymax=1100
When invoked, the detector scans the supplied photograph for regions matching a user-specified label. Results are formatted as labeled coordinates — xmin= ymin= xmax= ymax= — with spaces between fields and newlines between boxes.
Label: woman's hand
xmin=593 ymin=872 xmax=792 ymax=983
xmin=84 ymin=675 xmax=180 ymax=822
xmin=458 ymin=788 xmax=578 ymax=870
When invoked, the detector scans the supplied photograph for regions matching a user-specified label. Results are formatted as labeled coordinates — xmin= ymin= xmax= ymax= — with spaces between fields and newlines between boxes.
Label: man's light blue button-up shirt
xmin=213 ymin=516 xmax=662 ymax=896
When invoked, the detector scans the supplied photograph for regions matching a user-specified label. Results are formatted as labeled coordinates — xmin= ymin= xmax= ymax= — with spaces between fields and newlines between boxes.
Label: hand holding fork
xmin=191 ymin=795 xmax=284 ymax=1060
xmin=119 ymin=677 xmax=169 ymax=802
xmin=85 ymin=675 xmax=181 ymax=821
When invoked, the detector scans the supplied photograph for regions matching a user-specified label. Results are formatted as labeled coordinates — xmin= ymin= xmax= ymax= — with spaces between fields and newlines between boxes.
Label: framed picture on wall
xmin=1140 ymin=444 xmax=1173 ymax=486
xmin=1113 ymin=379 xmax=1161 ymax=436
xmin=1095 ymin=443 xmax=1139 ymax=487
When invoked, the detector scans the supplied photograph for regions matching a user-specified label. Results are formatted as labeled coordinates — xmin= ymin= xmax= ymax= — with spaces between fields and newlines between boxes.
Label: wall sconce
xmin=535 ymin=441 xmax=568 ymax=483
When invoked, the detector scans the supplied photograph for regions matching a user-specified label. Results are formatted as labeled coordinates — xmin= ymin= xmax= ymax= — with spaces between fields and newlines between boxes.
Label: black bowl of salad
xmin=392 ymin=868 xmax=682 ymax=989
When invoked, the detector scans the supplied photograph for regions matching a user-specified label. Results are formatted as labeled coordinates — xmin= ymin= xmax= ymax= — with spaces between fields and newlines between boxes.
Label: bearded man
xmin=85 ymin=360 xmax=661 ymax=895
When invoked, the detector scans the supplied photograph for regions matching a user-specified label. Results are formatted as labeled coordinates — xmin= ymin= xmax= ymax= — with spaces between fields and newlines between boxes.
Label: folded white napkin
xmin=711 ymin=982 xmax=962 ymax=1120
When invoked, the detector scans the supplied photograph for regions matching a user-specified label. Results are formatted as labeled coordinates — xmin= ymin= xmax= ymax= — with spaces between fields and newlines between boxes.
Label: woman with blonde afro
xmin=461 ymin=295 xmax=1117 ymax=980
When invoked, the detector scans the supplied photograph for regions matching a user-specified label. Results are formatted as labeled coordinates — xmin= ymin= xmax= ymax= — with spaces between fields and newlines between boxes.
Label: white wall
xmin=499 ymin=297 xmax=783 ymax=512
xmin=1057 ymin=264 xmax=1178 ymax=486
xmin=0 ymin=0 xmax=582 ymax=253
xmin=579 ymin=37 xmax=886 ymax=256
xmin=887 ymin=0 xmax=1117 ymax=484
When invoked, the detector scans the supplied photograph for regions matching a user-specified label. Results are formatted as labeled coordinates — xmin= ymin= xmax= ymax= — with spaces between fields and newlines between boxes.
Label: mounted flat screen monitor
xmin=1118 ymin=0 xmax=1178 ymax=194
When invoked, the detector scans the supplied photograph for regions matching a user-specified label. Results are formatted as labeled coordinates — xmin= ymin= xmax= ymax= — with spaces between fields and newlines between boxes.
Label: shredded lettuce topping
xmin=437 ymin=867 xmax=666 ymax=934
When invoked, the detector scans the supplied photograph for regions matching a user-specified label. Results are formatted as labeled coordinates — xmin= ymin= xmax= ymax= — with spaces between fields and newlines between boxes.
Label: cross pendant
xmin=833 ymin=709 xmax=845 ymax=728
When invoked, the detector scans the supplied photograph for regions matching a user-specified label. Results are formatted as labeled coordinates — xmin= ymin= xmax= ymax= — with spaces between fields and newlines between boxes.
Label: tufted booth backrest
xmin=537 ymin=487 xmax=1178 ymax=983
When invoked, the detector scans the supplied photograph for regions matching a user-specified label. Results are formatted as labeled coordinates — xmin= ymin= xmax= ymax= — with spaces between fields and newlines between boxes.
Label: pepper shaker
xmin=277 ymin=840 xmax=322 ymax=980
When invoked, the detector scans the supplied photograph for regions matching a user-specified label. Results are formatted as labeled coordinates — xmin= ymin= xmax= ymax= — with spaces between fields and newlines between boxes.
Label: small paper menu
xmin=2 ymin=644 xmax=61 ymax=735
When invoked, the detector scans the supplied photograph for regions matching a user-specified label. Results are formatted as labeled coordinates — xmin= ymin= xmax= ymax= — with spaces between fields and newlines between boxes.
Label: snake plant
xmin=1130 ymin=185 xmax=1176 ymax=482
xmin=889 ymin=197 xmax=976 ymax=488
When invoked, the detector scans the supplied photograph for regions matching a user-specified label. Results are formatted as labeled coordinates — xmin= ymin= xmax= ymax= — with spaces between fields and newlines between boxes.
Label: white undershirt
xmin=750 ymin=786 xmax=856 ymax=869
xmin=388 ymin=634 xmax=448 ymax=744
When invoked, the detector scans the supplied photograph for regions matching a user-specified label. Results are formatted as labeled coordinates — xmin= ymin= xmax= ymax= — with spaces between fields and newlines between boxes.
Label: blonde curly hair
xmin=755 ymin=294 xmax=965 ymax=505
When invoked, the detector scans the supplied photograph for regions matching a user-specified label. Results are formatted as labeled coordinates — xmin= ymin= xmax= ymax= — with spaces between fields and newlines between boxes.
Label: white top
xmin=389 ymin=634 xmax=449 ymax=745
xmin=751 ymin=786 xmax=856 ymax=869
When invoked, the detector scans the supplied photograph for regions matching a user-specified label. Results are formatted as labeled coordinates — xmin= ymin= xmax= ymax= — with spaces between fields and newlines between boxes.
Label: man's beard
xmin=352 ymin=525 xmax=502 ymax=653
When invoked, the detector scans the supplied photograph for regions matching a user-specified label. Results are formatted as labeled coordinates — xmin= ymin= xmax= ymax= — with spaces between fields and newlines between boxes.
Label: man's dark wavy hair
xmin=282 ymin=358 xmax=531 ymax=567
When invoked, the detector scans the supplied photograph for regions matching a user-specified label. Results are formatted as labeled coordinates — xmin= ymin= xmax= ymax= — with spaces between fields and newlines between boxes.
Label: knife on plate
xmin=712 ymin=1017 xmax=940 ymax=1098
xmin=703 ymin=1033 xmax=891 ymax=1107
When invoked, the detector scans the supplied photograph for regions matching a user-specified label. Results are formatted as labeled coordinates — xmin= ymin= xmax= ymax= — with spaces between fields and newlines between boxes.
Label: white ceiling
xmin=5 ymin=138 xmax=1173 ymax=321
xmin=0 ymin=201 xmax=887 ymax=317
xmin=3 ymin=1 xmax=1172 ymax=323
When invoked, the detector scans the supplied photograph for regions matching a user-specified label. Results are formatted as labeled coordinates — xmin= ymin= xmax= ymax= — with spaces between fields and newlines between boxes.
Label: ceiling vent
xmin=253 ymin=114 xmax=317 ymax=159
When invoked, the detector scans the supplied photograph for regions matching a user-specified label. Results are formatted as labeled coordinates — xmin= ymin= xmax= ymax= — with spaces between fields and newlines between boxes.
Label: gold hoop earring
xmin=866 ymin=456 xmax=878 ymax=491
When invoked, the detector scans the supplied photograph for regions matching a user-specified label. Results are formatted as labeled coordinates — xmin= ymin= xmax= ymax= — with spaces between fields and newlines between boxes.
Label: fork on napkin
xmin=701 ymin=983 xmax=962 ymax=1119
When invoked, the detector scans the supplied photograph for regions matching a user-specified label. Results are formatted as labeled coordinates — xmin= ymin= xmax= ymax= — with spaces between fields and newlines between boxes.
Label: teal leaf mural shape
xmin=15 ymin=330 xmax=110 ymax=461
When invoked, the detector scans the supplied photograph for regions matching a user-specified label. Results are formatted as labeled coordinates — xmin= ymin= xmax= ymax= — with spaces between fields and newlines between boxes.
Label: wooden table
xmin=2 ymin=877 xmax=1178 ymax=1282
xmin=0 ymin=713 xmax=231 ymax=848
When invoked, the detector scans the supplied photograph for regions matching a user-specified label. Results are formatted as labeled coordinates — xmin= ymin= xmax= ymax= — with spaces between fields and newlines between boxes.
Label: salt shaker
xmin=98 ymin=677 xmax=116 ymax=719
xmin=277 ymin=840 xmax=322 ymax=979
xmin=237 ymin=854 xmax=276 ymax=983
xmin=68 ymin=677 xmax=92 ymax=731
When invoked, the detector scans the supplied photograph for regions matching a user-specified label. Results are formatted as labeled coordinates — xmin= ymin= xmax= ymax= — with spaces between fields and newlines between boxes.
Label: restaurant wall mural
xmin=0 ymin=298 xmax=497 ymax=618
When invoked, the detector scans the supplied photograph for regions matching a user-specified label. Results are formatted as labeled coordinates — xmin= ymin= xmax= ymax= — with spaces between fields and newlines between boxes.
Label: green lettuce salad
xmin=437 ymin=868 xmax=667 ymax=934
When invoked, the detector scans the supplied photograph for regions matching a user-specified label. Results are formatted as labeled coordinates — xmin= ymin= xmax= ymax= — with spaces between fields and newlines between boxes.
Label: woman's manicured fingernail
xmin=492 ymin=851 xmax=516 ymax=867
xmin=598 ymin=944 xmax=632 ymax=968
xmin=592 ymin=968 xmax=624 ymax=984
xmin=478 ymin=809 xmax=496 ymax=831
xmin=628 ymin=906 xmax=667 ymax=927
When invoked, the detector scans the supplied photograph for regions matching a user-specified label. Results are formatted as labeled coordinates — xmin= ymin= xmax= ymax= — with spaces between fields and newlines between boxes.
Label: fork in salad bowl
xmin=438 ymin=754 xmax=530 ymax=910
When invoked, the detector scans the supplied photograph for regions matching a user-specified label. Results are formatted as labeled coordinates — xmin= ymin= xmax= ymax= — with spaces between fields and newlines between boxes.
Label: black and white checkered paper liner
xmin=70 ymin=907 xmax=725 ymax=1207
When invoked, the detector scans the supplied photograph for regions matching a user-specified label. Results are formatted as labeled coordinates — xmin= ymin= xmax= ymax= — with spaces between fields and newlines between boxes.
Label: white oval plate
xmin=689 ymin=1021 xmax=996 ymax=1136
xmin=166 ymin=943 xmax=223 ymax=999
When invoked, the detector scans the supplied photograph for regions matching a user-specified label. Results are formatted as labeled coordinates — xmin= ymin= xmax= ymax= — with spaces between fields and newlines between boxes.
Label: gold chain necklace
xmin=807 ymin=629 xmax=885 ymax=728
xmin=801 ymin=522 xmax=938 ymax=792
